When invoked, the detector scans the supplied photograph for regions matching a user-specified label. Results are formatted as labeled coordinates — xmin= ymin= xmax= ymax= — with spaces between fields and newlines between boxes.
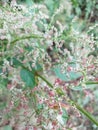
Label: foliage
xmin=0 ymin=0 xmax=98 ymax=130
xmin=71 ymin=0 xmax=98 ymax=22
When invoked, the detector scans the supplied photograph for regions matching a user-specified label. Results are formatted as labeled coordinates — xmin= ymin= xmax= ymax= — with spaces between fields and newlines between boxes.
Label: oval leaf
xmin=71 ymin=84 xmax=98 ymax=91
xmin=20 ymin=69 xmax=36 ymax=88
xmin=53 ymin=66 xmax=82 ymax=81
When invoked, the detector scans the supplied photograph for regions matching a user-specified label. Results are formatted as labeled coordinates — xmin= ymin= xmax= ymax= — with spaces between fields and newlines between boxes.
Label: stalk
xmin=11 ymin=34 xmax=43 ymax=44
xmin=37 ymin=73 xmax=98 ymax=126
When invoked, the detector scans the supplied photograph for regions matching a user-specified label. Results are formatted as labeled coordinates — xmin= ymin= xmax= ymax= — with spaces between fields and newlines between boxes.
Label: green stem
xmin=12 ymin=59 xmax=98 ymax=126
xmin=75 ymin=103 xmax=98 ymax=126
xmin=36 ymin=73 xmax=53 ymax=88
xmin=37 ymin=73 xmax=98 ymax=126
xmin=11 ymin=34 xmax=43 ymax=44
xmin=85 ymin=81 xmax=98 ymax=84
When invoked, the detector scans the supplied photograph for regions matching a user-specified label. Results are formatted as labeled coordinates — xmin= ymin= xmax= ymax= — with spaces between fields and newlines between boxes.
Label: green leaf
xmin=37 ymin=104 xmax=44 ymax=109
xmin=62 ymin=108 xmax=68 ymax=124
xmin=0 ymin=68 xmax=2 ymax=75
xmin=26 ymin=0 xmax=33 ymax=6
xmin=71 ymin=84 xmax=98 ymax=91
xmin=53 ymin=66 xmax=82 ymax=82
xmin=0 ymin=102 xmax=7 ymax=110
xmin=25 ymin=46 xmax=34 ymax=52
xmin=45 ymin=0 xmax=60 ymax=15
xmin=12 ymin=57 xmax=23 ymax=68
xmin=37 ymin=104 xmax=44 ymax=113
xmin=4 ymin=125 xmax=12 ymax=130
xmin=36 ymin=21 xmax=45 ymax=32
xmin=20 ymin=69 xmax=36 ymax=88
xmin=0 ymin=77 xmax=8 ymax=88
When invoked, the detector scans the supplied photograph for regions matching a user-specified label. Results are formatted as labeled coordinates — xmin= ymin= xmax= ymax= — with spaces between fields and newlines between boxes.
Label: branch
xmin=37 ymin=73 xmax=98 ymax=126
xmin=11 ymin=58 xmax=98 ymax=126
xmin=10 ymin=34 xmax=43 ymax=44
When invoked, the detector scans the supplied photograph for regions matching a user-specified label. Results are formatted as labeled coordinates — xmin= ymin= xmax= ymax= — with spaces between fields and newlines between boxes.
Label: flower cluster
xmin=0 ymin=1 xmax=98 ymax=130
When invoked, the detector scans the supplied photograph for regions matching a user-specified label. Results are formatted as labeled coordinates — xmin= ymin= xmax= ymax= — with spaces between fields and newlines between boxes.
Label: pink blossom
xmin=67 ymin=66 xmax=72 ymax=72
xmin=7 ymin=83 xmax=13 ymax=90
xmin=95 ymin=77 xmax=98 ymax=81
xmin=48 ymin=91 xmax=55 ymax=97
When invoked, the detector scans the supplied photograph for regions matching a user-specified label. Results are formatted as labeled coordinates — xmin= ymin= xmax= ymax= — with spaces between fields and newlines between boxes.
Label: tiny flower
xmin=55 ymin=78 xmax=62 ymax=85
xmin=48 ymin=91 xmax=55 ymax=97
xmin=52 ymin=120 xmax=57 ymax=126
xmin=67 ymin=66 xmax=72 ymax=72
xmin=59 ymin=111 xmax=63 ymax=115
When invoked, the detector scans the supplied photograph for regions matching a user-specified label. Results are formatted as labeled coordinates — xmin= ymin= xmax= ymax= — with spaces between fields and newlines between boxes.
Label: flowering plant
xmin=0 ymin=1 xmax=98 ymax=130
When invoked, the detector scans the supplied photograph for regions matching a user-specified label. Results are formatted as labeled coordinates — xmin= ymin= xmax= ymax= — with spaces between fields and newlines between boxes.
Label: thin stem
xmin=85 ymin=81 xmax=98 ymax=84
xmin=12 ymin=59 xmax=98 ymax=126
xmin=36 ymin=72 xmax=53 ymax=88
xmin=37 ymin=73 xmax=98 ymax=126
xmin=11 ymin=34 xmax=43 ymax=44
xmin=73 ymin=102 xmax=98 ymax=126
